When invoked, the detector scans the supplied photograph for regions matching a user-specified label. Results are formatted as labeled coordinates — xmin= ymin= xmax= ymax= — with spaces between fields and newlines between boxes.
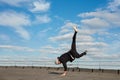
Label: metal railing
xmin=0 ymin=59 xmax=120 ymax=70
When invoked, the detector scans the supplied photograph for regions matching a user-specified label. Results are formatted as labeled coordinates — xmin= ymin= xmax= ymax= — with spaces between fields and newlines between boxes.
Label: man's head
xmin=55 ymin=57 xmax=61 ymax=65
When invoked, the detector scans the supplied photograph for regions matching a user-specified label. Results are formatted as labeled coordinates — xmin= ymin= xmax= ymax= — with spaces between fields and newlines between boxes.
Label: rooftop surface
xmin=0 ymin=67 xmax=120 ymax=80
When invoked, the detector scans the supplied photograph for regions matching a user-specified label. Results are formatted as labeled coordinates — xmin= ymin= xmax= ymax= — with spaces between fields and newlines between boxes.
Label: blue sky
xmin=0 ymin=0 xmax=120 ymax=63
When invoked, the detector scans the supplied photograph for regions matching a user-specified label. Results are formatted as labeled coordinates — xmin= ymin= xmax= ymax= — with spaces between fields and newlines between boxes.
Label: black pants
xmin=69 ymin=31 xmax=85 ymax=58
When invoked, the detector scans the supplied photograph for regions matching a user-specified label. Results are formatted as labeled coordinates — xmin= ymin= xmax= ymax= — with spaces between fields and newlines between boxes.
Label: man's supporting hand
xmin=60 ymin=71 xmax=67 ymax=76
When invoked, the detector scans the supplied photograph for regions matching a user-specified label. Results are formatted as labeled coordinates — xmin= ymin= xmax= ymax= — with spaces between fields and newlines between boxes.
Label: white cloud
xmin=77 ymin=35 xmax=94 ymax=42
xmin=0 ymin=45 xmax=37 ymax=52
xmin=30 ymin=0 xmax=50 ymax=12
xmin=15 ymin=27 xmax=30 ymax=40
xmin=0 ymin=11 xmax=31 ymax=27
xmin=79 ymin=10 xmax=120 ymax=20
xmin=81 ymin=18 xmax=110 ymax=28
xmin=40 ymin=27 xmax=52 ymax=33
xmin=77 ymin=42 xmax=108 ymax=48
xmin=0 ymin=34 xmax=10 ymax=41
xmin=78 ymin=29 xmax=96 ymax=35
xmin=59 ymin=22 xmax=78 ymax=34
xmin=105 ymin=41 xmax=120 ymax=54
xmin=79 ymin=10 xmax=120 ymax=27
xmin=34 ymin=15 xmax=51 ymax=24
xmin=39 ymin=45 xmax=61 ymax=54
xmin=92 ymin=52 xmax=120 ymax=60
xmin=0 ymin=11 xmax=31 ymax=40
xmin=0 ymin=0 xmax=50 ymax=12
xmin=59 ymin=22 xmax=96 ymax=35
xmin=107 ymin=0 xmax=120 ymax=11
xmin=0 ymin=0 xmax=29 ymax=7
xmin=49 ymin=33 xmax=73 ymax=41
xmin=54 ymin=33 xmax=93 ymax=43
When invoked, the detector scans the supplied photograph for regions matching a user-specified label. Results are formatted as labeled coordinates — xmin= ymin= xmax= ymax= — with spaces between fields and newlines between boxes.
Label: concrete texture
xmin=0 ymin=67 xmax=120 ymax=80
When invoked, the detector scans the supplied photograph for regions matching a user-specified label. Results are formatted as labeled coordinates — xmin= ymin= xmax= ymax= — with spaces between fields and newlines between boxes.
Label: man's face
xmin=55 ymin=58 xmax=61 ymax=65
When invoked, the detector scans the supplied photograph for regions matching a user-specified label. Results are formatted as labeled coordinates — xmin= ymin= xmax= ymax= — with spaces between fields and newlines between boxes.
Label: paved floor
xmin=0 ymin=67 xmax=120 ymax=80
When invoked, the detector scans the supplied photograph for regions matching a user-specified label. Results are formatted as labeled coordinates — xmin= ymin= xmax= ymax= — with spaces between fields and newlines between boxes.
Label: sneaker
xmin=72 ymin=26 xmax=78 ymax=32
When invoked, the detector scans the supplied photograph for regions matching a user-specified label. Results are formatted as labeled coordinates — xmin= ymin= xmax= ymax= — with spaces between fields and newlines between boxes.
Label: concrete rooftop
xmin=0 ymin=67 xmax=120 ymax=80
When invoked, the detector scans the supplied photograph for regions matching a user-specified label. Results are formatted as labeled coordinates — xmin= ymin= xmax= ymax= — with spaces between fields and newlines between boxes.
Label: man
xmin=55 ymin=26 xmax=87 ymax=76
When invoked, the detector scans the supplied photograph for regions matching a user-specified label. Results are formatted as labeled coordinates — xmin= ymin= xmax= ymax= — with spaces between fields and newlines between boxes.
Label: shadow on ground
xmin=48 ymin=71 xmax=62 ymax=75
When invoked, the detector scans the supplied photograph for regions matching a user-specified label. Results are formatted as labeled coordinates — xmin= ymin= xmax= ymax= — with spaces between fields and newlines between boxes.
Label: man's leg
xmin=70 ymin=31 xmax=87 ymax=58
xmin=75 ymin=50 xmax=87 ymax=58
xmin=71 ymin=26 xmax=78 ymax=51
xmin=71 ymin=31 xmax=77 ymax=51
xmin=70 ymin=26 xmax=79 ymax=57
xmin=70 ymin=26 xmax=87 ymax=58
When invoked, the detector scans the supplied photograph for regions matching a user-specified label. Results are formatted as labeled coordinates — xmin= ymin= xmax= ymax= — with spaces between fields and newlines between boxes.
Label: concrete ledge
xmin=0 ymin=66 xmax=119 ymax=74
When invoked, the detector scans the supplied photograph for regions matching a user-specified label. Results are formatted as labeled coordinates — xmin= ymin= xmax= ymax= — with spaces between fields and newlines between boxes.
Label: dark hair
xmin=57 ymin=57 xmax=60 ymax=60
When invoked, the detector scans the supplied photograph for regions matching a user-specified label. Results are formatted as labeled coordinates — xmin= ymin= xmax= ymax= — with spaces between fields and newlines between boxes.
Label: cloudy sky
xmin=0 ymin=0 xmax=120 ymax=64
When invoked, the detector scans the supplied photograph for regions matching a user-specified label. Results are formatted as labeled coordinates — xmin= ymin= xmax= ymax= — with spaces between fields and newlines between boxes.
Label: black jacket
xmin=58 ymin=52 xmax=75 ymax=71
